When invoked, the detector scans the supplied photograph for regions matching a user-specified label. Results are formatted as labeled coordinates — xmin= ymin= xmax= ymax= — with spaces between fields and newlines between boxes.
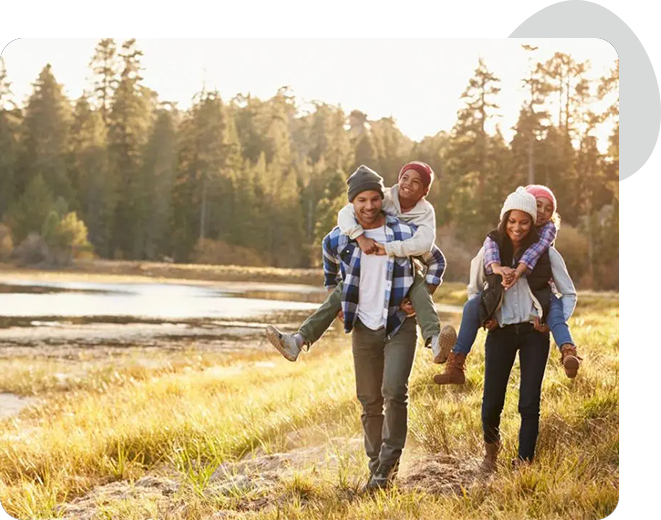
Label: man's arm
xmin=417 ymin=244 xmax=446 ymax=291
xmin=322 ymin=233 xmax=341 ymax=290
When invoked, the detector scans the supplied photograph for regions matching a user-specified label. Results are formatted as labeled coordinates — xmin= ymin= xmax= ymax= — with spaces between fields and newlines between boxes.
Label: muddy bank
xmin=0 ymin=392 xmax=39 ymax=419
xmin=0 ymin=276 xmax=460 ymax=357
xmin=54 ymin=437 xmax=488 ymax=520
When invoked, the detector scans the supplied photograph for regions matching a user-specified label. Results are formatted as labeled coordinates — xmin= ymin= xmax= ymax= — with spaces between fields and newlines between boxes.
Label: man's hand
xmin=400 ymin=298 xmax=415 ymax=316
xmin=356 ymin=234 xmax=378 ymax=254
xmin=533 ymin=317 xmax=549 ymax=333
xmin=427 ymin=283 xmax=438 ymax=296
xmin=484 ymin=318 xmax=498 ymax=331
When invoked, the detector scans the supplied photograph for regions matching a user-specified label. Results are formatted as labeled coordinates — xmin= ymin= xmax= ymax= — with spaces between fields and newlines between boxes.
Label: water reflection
xmin=0 ymin=280 xmax=321 ymax=321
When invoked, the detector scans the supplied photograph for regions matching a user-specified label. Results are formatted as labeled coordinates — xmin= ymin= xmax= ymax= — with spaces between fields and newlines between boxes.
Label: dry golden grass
xmin=0 ymin=292 xmax=618 ymax=520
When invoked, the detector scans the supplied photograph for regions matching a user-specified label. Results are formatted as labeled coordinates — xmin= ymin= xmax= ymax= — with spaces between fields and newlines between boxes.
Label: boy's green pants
xmin=298 ymin=269 xmax=440 ymax=345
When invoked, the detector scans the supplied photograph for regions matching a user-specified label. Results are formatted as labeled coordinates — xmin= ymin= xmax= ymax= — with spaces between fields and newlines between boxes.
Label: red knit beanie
xmin=398 ymin=161 xmax=434 ymax=194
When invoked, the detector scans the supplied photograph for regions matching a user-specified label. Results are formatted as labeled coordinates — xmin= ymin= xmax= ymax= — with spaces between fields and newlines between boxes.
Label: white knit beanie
xmin=500 ymin=187 xmax=538 ymax=223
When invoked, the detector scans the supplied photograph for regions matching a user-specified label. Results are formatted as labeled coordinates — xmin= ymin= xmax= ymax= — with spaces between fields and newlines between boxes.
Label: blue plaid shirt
xmin=322 ymin=214 xmax=446 ymax=339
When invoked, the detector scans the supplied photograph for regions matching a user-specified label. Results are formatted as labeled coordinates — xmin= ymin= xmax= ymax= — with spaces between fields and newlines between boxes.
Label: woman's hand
xmin=492 ymin=263 xmax=512 ymax=277
xmin=501 ymin=270 xmax=520 ymax=290
xmin=484 ymin=318 xmax=498 ymax=331
xmin=533 ymin=317 xmax=549 ymax=333
xmin=502 ymin=263 xmax=527 ymax=290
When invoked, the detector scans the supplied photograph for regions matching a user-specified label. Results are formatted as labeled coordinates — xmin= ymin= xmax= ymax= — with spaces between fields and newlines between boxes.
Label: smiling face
xmin=506 ymin=210 xmax=534 ymax=247
xmin=535 ymin=196 xmax=554 ymax=226
xmin=398 ymin=169 xmax=426 ymax=206
xmin=352 ymin=190 xmax=384 ymax=229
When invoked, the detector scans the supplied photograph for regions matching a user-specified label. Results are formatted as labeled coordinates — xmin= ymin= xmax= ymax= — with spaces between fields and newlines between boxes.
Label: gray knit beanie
xmin=347 ymin=165 xmax=385 ymax=202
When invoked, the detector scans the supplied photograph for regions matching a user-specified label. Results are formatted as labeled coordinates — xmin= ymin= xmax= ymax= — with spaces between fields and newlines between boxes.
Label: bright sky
xmin=2 ymin=38 xmax=617 ymax=148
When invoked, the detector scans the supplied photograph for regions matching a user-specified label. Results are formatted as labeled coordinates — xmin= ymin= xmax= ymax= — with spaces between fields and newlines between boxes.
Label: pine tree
xmin=70 ymin=95 xmax=114 ymax=257
xmin=18 ymin=64 xmax=73 ymax=203
xmin=446 ymin=58 xmax=502 ymax=241
xmin=0 ymin=57 xmax=21 ymax=219
xmin=5 ymin=174 xmax=55 ymax=242
xmin=137 ymin=104 xmax=179 ymax=259
xmin=313 ymin=169 xmax=347 ymax=261
xmin=89 ymin=39 xmax=120 ymax=126
xmin=171 ymin=89 xmax=233 ymax=260
xmin=107 ymin=39 xmax=154 ymax=258
xmin=598 ymin=60 xmax=619 ymax=184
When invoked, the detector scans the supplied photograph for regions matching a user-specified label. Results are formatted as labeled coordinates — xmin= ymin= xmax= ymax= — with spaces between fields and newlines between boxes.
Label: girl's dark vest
xmin=478 ymin=230 xmax=553 ymax=325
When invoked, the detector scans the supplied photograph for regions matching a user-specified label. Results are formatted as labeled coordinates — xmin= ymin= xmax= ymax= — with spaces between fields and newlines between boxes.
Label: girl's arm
xmin=519 ymin=221 xmax=557 ymax=272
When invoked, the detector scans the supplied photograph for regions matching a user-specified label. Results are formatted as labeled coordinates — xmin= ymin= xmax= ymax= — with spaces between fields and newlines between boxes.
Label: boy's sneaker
xmin=265 ymin=326 xmax=301 ymax=362
xmin=432 ymin=325 xmax=456 ymax=364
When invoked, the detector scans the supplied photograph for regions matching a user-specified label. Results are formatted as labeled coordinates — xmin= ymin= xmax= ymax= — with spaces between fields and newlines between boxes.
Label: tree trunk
xmin=585 ymin=200 xmax=594 ymax=286
xmin=200 ymin=181 xmax=207 ymax=240
xmin=307 ymin=195 xmax=313 ymax=241
xmin=527 ymin=133 xmax=535 ymax=185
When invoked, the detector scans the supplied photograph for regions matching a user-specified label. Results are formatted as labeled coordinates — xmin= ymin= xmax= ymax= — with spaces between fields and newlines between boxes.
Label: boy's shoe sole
xmin=265 ymin=325 xmax=297 ymax=361
xmin=434 ymin=325 xmax=457 ymax=364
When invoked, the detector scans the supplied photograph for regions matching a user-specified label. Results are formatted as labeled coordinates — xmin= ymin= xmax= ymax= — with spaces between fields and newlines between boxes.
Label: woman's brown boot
xmin=433 ymin=352 xmax=467 ymax=385
xmin=480 ymin=441 xmax=500 ymax=472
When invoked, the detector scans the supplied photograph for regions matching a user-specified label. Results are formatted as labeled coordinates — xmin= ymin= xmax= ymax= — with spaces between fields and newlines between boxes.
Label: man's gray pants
xmin=351 ymin=317 xmax=417 ymax=473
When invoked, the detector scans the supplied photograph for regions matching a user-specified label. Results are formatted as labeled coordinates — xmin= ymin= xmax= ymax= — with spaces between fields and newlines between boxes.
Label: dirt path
xmin=54 ymin=435 xmax=488 ymax=519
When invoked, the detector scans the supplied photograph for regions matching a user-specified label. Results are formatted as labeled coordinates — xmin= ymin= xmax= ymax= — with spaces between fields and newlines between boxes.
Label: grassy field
xmin=0 ymin=277 xmax=618 ymax=520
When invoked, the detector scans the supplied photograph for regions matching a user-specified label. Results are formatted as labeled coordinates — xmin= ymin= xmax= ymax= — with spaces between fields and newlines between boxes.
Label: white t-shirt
xmin=357 ymin=226 xmax=389 ymax=330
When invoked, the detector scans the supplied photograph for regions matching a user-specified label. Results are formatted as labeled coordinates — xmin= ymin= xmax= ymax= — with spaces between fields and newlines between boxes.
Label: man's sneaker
xmin=265 ymin=326 xmax=301 ymax=362
xmin=432 ymin=325 xmax=457 ymax=364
